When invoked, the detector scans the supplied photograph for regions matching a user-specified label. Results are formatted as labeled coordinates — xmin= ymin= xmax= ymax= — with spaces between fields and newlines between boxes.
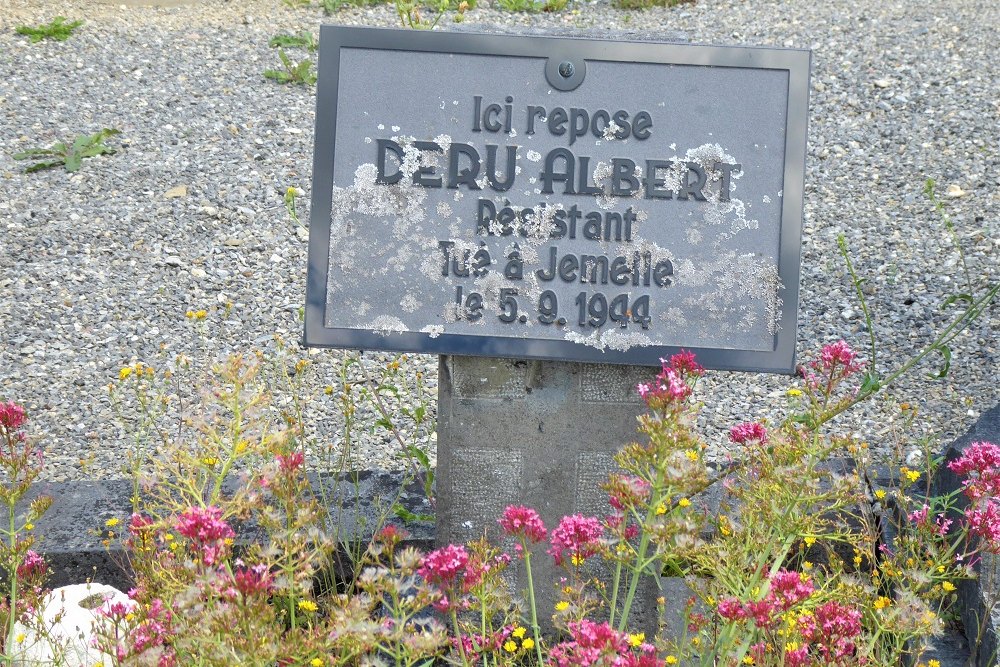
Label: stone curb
xmin=17 ymin=470 xmax=435 ymax=591
xmin=932 ymin=403 xmax=1000 ymax=667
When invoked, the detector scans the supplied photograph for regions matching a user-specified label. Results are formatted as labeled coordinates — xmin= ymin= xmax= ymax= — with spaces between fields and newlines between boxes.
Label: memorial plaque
xmin=305 ymin=27 xmax=809 ymax=370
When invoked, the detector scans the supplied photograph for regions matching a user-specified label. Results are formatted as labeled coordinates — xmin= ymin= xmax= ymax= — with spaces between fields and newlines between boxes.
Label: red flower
xmin=0 ymin=401 xmax=27 ymax=431
xmin=729 ymin=422 xmax=768 ymax=444
xmin=548 ymin=514 xmax=604 ymax=566
xmin=499 ymin=505 xmax=547 ymax=543
xmin=418 ymin=544 xmax=469 ymax=586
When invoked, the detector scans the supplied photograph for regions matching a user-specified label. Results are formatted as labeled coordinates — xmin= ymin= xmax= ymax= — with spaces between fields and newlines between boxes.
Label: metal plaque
xmin=304 ymin=26 xmax=810 ymax=371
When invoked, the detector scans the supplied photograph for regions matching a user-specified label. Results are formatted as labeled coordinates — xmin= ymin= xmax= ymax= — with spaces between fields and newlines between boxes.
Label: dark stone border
xmin=17 ymin=470 xmax=434 ymax=591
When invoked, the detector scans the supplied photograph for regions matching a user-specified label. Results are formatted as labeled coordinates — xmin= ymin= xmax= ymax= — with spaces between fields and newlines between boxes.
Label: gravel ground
xmin=0 ymin=0 xmax=996 ymax=482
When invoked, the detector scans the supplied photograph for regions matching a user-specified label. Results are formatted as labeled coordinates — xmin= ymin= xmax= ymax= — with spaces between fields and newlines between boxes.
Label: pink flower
xmin=908 ymin=504 xmax=930 ymax=526
xmin=376 ymin=524 xmax=408 ymax=547
xmin=17 ymin=550 xmax=47 ymax=580
xmin=638 ymin=353 xmax=701 ymax=406
xmin=174 ymin=506 xmax=234 ymax=565
xmin=768 ymin=569 xmax=814 ymax=609
xmin=233 ymin=563 xmax=273 ymax=598
xmin=729 ymin=422 xmax=768 ymax=444
xmin=128 ymin=513 xmax=154 ymax=536
xmin=717 ymin=597 xmax=747 ymax=620
xmin=949 ymin=441 xmax=1000 ymax=476
xmin=667 ymin=350 xmax=704 ymax=377
xmin=275 ymin=451 xmax=305 ymax=473
xmin=548 ymin=514 xmax=604 ymax=566
xmin=0 ymin=401 xmax=27 ymax=431
xmin=818 ymin=340 xmax=863 ymax=374
xmin=419 ymin=544 xmax=469 ymax=586
xmin=948 ymin=441 xmax=1000 ymax=500
xmin=805 ymin=601 xmax=862 ymax=661
xmin=605 ymin=475 xmax=651 ymax=511
xmin=499 ymin=505 xmax=547 ymax=543
xmin=784 ymin=644 xmax=811 ymax=667
xmin=965 ymin=502 xmax=1000 ymax=552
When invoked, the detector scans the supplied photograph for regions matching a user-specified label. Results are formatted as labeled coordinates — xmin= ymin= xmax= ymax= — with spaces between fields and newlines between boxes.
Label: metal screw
xmin=558 ymin=61 xmax=575 ymax=78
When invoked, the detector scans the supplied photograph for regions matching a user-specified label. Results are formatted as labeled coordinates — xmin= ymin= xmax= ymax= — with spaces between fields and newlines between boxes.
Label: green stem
xmin=617 ymin=514 xmax=654 ymax=633
xmin=522 ymin=548 xmax=545 ymax=666
xmin=450 ymin=607 xmax=469 ymax=666
xmin=814 ymin=283 xmax=998 ymax=430
xmin=5 ymin=504 xmax=18 ymax=666
xmin=609 ymin=556 xmax=624 ymax=628
xmin=838 ymin=234 xmax=878 ymax=375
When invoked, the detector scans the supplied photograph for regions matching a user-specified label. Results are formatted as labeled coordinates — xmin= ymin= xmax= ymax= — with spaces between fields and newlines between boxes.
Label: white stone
xmin=10 ymin=583 xmax=133 ymax=667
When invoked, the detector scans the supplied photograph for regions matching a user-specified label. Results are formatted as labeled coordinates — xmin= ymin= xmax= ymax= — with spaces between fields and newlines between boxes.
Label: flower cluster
xmin=729 ymin=421 xmax=768 ymax=445
xmin=605 ymin=475 xmax=651 ymax=512
xmin=418 ymin=544 xmax=469 ymax=587
xmin=800 ymin=340 xmax=866 ymax=396
xmin=548 ymin=620 xmax=658 ymax=667
xmin=174 ymin=505 xmax=234 ymax=565
xmin=636 ymin=350 xmax=704 ymax=408
xmin=548 ymin=514 xmax=604 ymax=566
xmin=718 ymin=570 xmax=815 ymax=628
xmin=718 ymin=571 xmax=862 ymax=665
xmin=0 ymin=400 xmax=27 ymax=432
xmin=948 ymin=441 xmax=1000 ymax=552
xmin=16 ymin=549 xmax=47 ymax=581
xmin=499 ymin=505 xmax=547 ymax=544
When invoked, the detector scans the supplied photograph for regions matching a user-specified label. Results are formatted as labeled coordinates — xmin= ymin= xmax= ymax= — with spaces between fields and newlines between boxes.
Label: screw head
xmin=558 ymin=61 xmax=575 ymax=78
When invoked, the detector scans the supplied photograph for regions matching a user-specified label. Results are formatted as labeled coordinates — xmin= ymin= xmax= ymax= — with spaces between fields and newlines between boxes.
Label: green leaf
xmin=263 ymin=69 xmax=291 ymax=83
xmin=941 ymin=293 xmax=974 ymax=310
xmin=24 ymin=160 xmax=65 ymax=173
xmin=12 ymin=149 xmax=60 ymax=159
xmin=64 ymin=152 xmax=82 ymax=172
xmin=859 ymin=372 xmax=881 ymax=394
xmin=375 ymin=417 xmax=393 ymax=430
xmin=929 ymin=344 xmax=951 ymax=379
xmin=404 ymin=444 xmax=430 ymax=468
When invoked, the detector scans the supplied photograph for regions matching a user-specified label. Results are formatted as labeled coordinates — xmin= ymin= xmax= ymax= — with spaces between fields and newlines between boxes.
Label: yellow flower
xmin=785 ymin=642 xmax=799 ymax=653
xmin=628 ymin=633 xmax=645 ymax=647
xmin=743 ymin=656 xmax=756 ymax=665
xmin=942 ymin=581 xmax=956 ymax=592
xmin=665 ymin=657 xmax=679 ymax=665
xmin=678 ymin=498 xmax=691 ymax=508
xmin=684 ymin=449 xmax=699 ymax=462
xmin=656 ymin=504 xmax=667 ymax=516
xmin=119 ymin=367 xmax=133 ymax=380
xmin=937 ymin=565 xmax=946 ymax=573
xmin=298 ymin=600 xmax=318 ymax=613
xmin=521 ymin=638 xmax=535 ymax=650
xmin=234 ymin=440 xmax=249 ymax=455
xmin=201 ymin=457 xmax=219 ymax=467
xmin=15 ymin=633 xmax=25 ymax=644
xmin=928 ymin=660 xmax=941 ymax=667
xmin=24 ymin=523 xmax=34 ymax=531
xmin=853 ymin=555 xmax=862 ymax=566
xmin=555 ymin=601 xmax=569 ymax=612
xmin=164 ymin=533 xmax=174 ymax=541
xmin=310 ymin=660 xmax=323 ymax=667
xmin=900 ymin=467 xmax=921 ymax=484
xmin=571 ymin=553 xmax=584 ymax=566
xmin=105 ymin=517 xmax=120 ymax=528
xmin=874 ymin=489 xmax=887 ymax=500
xmin=512 ymin=627 xmax=526 ymax=639
xmin=503 ymin=640 xmax=518 ymax=653
xmin=874 ymin=596 xmax=892 ymax=610
xmin=786 ymin=388 xmax=802 ymax=397
xmin=802 ymin=561 xmax=813 ymax=570
xmin=803 ymin=536 xmax=816 ymax=547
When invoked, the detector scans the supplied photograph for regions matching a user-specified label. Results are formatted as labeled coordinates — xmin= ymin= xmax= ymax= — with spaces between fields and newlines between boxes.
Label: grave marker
xmin=305 ymin=25 xmax=810 ymax=633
